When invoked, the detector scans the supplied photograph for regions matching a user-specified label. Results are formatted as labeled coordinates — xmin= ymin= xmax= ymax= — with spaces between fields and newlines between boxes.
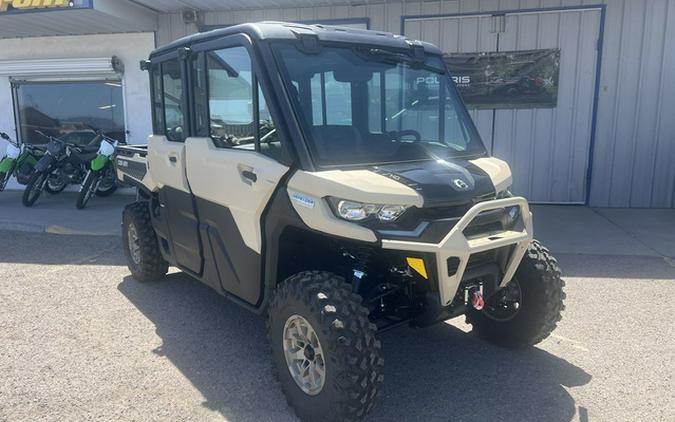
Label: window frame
xmin=191 ymin=36 xmax=279 ymax=156
xmin=161 ymin=57 xmax=187 ymax=143
xmin=150 ymin=49 xmax=190 ymax=143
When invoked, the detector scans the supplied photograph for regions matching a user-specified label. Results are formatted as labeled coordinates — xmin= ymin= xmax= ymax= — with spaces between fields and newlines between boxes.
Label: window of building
xmin=14 ymin=81 xmax=125 ymax=145
xmin=161 ymin=59 xmax=185 ymax=142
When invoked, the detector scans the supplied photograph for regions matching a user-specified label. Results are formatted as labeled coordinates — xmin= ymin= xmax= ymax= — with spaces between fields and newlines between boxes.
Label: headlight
xmin=328 ymin=198 xmax=409 ymax=222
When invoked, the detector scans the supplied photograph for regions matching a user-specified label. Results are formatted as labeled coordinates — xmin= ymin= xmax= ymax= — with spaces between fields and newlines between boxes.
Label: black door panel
xmin=159 ymin=186 xmax=203 ymax=274
xmin=195 ymin=198 xmax=262 ymax=305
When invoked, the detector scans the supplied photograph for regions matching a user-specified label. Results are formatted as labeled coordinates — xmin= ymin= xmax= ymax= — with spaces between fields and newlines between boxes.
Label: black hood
xmin=371 ymin=159 xmax=496 ymax=207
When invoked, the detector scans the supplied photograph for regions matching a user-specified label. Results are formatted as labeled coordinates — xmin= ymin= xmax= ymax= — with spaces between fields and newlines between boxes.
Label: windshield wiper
xmin=361 ymin=48 xmax=446 ymax=74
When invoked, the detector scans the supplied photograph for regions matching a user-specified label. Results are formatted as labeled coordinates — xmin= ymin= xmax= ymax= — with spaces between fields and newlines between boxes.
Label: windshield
xmin=273 ymin=43 xmax=486 ymax=167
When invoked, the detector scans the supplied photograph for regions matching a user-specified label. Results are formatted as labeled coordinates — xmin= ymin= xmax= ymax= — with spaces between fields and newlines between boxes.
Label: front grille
xmin=466 ymin=249 xmax=498 ymax=270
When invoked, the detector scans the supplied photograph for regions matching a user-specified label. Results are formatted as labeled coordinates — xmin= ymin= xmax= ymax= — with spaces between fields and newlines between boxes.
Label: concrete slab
xmin=530 ymin=205 xmax=657 ymax=257
xmin=594 ymin=208 xmax=675 ymax=258
xmin=0 ymin=190 xmax=132 ymax=236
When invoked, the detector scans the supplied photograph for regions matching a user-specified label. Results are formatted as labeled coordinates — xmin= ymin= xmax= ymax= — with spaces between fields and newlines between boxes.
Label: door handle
xmin=241 ymin=170 xmax=257 ymax=183
xmin=169 ymin=156 xmax=177 ymax=163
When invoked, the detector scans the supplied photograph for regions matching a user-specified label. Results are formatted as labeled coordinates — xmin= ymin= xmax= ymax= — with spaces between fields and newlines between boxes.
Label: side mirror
xmin=0 ymin=132 xmax=9 ymax=140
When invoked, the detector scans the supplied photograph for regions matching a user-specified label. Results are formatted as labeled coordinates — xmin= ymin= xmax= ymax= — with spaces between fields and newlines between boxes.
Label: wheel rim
xmin=127 ymin=223 xmax=141 ymax=265
xmin=283 ymin=314 xmax=326 ymax=396
xmin=482 ymin=279 xmax=523 ymax=322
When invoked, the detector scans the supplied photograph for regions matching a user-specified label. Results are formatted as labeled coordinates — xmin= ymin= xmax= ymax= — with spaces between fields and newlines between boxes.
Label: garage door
xmin=404 ymin=8 xmax=602 ymax=203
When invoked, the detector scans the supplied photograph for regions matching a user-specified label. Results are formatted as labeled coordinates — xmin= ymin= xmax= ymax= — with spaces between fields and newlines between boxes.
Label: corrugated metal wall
xmin=157 ymin=0 xmax=675 ymax=208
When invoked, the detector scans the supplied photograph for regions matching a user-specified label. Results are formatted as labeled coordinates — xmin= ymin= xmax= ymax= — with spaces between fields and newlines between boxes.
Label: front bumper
xmin=381 ymin=197 xmax=533 ymax=306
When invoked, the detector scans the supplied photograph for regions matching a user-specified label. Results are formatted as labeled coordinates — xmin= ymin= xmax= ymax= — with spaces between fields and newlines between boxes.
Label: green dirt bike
xmin=76 ymin=134 xmax=120 ymax=209
xmin=0 ymin=131 xmax=46 ymax=191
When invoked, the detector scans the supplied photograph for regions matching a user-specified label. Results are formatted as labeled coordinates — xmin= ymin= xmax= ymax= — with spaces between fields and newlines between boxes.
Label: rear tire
xmin=267 ymin=271 xmax=384 ymax=422
xmin=467 ymin=240 xmax=565 ymax=348
xmin=44 ymin=174 xmax=66 ymax=194
xmin=94 ymin=166 xmax=117 ymax=197
xmin=95 ymin=184 xmax=117 ymax=197
xmin=22 ymin=171 xmax=46 ymax=207
xmin=122 ymin=201 xmax=168 ymax=282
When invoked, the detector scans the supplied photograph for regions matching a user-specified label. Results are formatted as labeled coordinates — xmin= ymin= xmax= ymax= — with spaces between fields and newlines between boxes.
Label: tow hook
xmin=464 ymin=283 xmax=485 ymax=310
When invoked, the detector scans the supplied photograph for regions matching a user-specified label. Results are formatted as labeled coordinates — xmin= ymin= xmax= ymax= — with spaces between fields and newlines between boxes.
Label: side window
xmin=191 ymin=52 xmax=209 ymax=137
xmin=206 ymin=47 xmax=255 ymax=149
xmin=151 ymin=64 xmax=164 ymax=135
xmin=161 ymin=59 xmax=185 ymax=142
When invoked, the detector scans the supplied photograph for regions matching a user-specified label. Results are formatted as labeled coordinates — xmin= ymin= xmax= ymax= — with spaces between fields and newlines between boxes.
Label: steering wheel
xmin=389 ymin=129 xmax=422 ymax=142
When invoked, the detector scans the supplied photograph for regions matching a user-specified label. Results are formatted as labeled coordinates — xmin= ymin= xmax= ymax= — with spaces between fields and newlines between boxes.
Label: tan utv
xmin=115 ymin=22 xmax=565 ymax=422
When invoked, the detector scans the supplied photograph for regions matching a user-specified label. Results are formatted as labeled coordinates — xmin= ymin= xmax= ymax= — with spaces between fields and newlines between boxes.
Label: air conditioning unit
xmin=182 ymin=9 xmax=199 ymax=24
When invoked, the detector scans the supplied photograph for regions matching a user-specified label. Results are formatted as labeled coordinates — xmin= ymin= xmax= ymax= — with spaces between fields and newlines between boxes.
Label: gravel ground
xmin=0 ymin=230 xmax=674 ymax=422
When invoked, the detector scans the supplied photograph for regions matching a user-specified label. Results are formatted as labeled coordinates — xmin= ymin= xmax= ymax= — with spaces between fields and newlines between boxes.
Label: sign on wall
xmin=0 ymin=0 xmax=85 ymax=13
xmin=445 ymin=49 xmax=561 ymax=110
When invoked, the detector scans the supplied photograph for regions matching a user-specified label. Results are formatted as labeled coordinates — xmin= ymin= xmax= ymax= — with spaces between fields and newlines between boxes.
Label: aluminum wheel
xmin=283 ymin=314 xmax=326 ymax=396
xmin=127 ymin=223 xmax=141 ymax=265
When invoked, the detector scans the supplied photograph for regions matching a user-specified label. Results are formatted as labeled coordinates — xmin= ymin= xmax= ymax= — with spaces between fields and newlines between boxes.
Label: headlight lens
xmin=330 ymin=198 xmax=409 ymax=222
xmin=377 ymin=205 xmax=408 ymax=222
xmin=337 ymin=200 xmax=379 ymax=221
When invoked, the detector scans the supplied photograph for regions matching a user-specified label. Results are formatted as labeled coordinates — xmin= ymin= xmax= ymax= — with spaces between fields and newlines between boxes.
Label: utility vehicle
xmin=116 ymin=22 xmax=564 ymax=422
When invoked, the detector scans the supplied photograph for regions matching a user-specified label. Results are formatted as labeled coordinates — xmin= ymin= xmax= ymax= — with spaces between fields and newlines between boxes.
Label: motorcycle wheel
xmin=44 ymin=171 xmax=67 ymax=194
xmin=0 ymin=172 xmax=9 ymax=192
xmin=95 ymin=169 xmax=117 ymax=197
xmin=0 ymin=162 xmax=16 ymax=192
xmin=76 ymin=171 xmax=100 ymax=209
xmin=23 ymin=171 xmax=47 ymax=207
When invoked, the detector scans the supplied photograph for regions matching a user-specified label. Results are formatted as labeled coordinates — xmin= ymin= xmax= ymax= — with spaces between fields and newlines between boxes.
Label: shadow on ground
xmin=0 ymin=230 xmax=124 ymax=266
xmin=119 ymin=273 xmax=591 ymax=422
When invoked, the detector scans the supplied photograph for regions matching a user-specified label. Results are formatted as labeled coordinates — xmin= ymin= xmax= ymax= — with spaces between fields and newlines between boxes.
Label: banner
xmin=444 ymin=49 xmax=561 ymax=110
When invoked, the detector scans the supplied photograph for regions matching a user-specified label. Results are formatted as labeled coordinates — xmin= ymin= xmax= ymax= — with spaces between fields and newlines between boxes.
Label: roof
xmin=150 ymin=21 xmax=442 ymax=58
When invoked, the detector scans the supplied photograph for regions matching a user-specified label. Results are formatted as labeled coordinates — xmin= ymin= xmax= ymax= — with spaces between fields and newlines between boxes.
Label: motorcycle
xmin=0 ymin=132 xmax=46 ymax=191
xmin=22 ymin=132 xmax=95 ymax=207
xmin=76 ymin=134 xmax=120 ymax=209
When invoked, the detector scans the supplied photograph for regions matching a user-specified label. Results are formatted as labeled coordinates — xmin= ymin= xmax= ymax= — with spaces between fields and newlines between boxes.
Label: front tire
xmin=467 ymin=240 xmax=565 ymax=348
xmin=76 ymin=171 xmax=99 ymax=209
xmin=0 ymin=170 xmax=9 ymax=192
xmin=267 ymin=271 xmax=384 ymax=422
xmin=122 ymin=201 xmax=168 ymax=282
xmin=22 ymin=171 xmax=46 ymax=207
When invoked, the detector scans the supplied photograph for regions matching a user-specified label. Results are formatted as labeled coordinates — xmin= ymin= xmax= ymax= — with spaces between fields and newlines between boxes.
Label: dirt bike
xmin=0 ymin=132 xmax=46 ymax=191
xmin=76 ymin=134 xmax=120 ymax=209
xmin=22 ymin=132 xmax=91 ymax=207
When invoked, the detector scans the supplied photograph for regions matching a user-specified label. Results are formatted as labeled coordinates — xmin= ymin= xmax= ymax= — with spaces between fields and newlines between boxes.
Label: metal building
xmin=0 ymin=0 xmax=673 ymax=207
